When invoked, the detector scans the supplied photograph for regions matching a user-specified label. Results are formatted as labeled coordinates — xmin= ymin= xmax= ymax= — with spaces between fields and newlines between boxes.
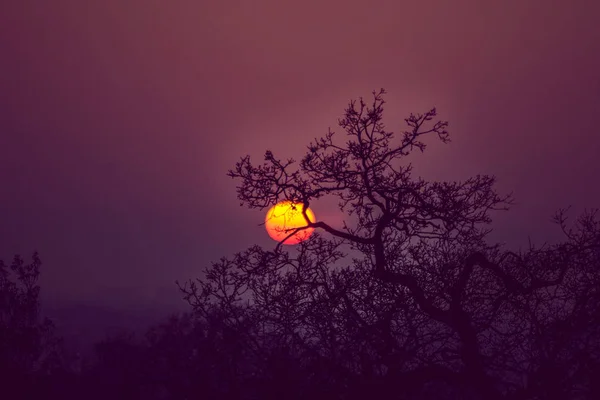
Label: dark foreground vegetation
xmin=2 ymin=91 xmax=599 ymax=399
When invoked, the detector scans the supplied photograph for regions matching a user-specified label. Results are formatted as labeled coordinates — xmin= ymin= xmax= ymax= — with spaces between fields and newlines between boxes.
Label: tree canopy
xmin=179 ymin=89 xmax=600 ymax=399
xmin=3 ymin=90 xmax=599 ymax=399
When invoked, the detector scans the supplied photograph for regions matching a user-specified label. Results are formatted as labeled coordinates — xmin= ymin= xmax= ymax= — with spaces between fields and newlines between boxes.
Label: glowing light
xmin=265 ymin=201 xmax=315 ymax=245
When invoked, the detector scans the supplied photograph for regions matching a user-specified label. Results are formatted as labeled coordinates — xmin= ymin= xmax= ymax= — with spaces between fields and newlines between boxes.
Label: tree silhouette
xmin=4 ymin=91 xmax=597 ymax=399
xmin=180 ymin=90 xmax=600 ymax=399
xmin=0 ymin=252 xmax=65 ymax=398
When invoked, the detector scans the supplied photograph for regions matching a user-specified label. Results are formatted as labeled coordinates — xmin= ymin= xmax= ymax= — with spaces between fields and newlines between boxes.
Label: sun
xmin=265 ymin=201 xmax=316 ymax=245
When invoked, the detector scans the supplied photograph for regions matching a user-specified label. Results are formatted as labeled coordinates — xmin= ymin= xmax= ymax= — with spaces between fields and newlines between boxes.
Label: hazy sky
xmin=1 ymin=0 xmax=599 ymax=318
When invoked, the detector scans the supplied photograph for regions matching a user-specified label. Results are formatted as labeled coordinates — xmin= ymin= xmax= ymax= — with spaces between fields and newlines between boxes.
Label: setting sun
xmin=265 ymin=201 xmax=316 ymax=245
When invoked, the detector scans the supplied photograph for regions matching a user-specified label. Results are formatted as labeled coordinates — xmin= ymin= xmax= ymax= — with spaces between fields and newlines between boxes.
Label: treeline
xmin=1 ymin=228 xmax=600 ymax=400
xmin=3 ymin=90 xmax=600 ymax=399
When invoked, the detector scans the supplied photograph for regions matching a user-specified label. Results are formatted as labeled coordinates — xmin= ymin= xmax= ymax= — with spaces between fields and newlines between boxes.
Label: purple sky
xmin=1 ymin=0 xmax=599 ymax=319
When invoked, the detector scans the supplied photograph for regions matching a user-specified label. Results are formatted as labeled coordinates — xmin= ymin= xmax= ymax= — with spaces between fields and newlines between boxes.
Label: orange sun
xmin=265 ymin=201 xmax=316 ymax=245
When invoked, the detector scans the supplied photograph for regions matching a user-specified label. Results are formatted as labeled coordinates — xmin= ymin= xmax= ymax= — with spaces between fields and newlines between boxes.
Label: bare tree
xmin=0 ymin=252 xmax=65 ymax=396
xmin=180 ymin=90 xmax=600 ymax=399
